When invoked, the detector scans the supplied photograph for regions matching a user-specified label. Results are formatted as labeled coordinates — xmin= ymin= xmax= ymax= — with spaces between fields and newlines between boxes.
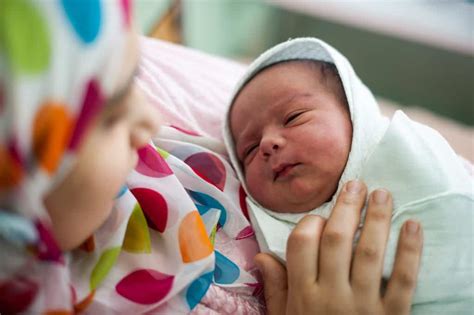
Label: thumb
xmin=255 ymin=253 xmax=288 ymax=315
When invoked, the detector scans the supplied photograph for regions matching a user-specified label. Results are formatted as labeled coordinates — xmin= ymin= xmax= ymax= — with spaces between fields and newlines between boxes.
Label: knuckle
xmin=288 ymin=228 xmax=315 ymax=246
xmin=357 ymin=245 xmax=381 ymax=263
xmin=366 ymin=208 xmax=391 ymax=223
xmin=300 ymin=214 xmax=326 ymax=228
xmin=339 ymin=192 xmax=361 ymax=206
xmin=322 ymin=229 xmax=347 ymax=247
xmin=395 ymin=271 xmax=416 ymax=288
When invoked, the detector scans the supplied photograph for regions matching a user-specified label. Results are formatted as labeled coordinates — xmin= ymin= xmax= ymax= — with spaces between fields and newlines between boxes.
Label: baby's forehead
xmin=240 ymin=60 xmax=337 ymax=95
xmin=228 ymin=59 xmax=346 ymax=132
xmin=231 ymin=60 xmax=334 ymax=104
xmin=260 ymin=59 xmax=347 ymax=108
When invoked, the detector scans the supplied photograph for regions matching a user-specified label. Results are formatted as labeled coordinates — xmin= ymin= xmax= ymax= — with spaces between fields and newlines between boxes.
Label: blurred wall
xmin=182 ymin=0 xmax=474 ymax=126
xmin=134 ymin=0 xmax=171 ymax=35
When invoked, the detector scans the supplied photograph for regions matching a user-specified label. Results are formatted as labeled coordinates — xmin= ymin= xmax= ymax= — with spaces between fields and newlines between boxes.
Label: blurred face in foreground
xmin=44 ymin=32 xmax=161 ymax=249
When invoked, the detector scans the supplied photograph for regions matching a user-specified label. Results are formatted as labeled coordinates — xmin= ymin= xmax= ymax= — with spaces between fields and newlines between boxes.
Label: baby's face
xmin=230 ymin=61 xmax=352 ymax=213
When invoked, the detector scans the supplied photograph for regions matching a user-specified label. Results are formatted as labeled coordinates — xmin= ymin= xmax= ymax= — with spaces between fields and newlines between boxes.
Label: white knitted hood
xmin=223 ymin=38 xmax=389 ymax=261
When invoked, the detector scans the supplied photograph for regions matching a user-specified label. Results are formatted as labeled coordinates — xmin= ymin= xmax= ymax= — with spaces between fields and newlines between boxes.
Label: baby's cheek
xmin=245 ymin=169 xmax=271 ymax=205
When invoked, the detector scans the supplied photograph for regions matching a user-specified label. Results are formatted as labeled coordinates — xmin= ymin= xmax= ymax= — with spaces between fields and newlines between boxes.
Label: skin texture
xmin=44 ymin=32 xmax=161 ymax=251
xmin=231 ymin=61 xmax=352 ymax=213
xmin=255 ymin=181 xmax=423 ymax=315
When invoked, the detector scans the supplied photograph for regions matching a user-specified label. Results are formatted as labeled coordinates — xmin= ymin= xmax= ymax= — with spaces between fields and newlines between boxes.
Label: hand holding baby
xmin=255 ymin=181 xmax=423 ymax=315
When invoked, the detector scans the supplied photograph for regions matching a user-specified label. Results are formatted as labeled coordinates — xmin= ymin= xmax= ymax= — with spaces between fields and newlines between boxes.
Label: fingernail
xmin=346 ymin=180 xmax=362 ymax=193
xmin=405 ymin=220 xmax=419 ymax=235
xmin=373 ymin=189 xmax=389 ymax=204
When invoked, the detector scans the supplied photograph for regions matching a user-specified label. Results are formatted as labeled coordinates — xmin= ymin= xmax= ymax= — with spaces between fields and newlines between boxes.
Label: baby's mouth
xmin=273 ymin=163 xmax=300 ymax=181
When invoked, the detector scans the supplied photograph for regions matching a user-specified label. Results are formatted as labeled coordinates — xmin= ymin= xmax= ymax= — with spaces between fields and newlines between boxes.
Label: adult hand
xmin=255 ymin=180 xmax=423 ymax=315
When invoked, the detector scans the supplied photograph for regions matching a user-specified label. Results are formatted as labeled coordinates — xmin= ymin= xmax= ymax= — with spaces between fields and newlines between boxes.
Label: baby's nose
xmin=260 ymin=133 xmax=284 ymax=157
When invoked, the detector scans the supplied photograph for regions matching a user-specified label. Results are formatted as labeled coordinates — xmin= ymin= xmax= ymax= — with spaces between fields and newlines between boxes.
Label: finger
xmin=319 ymin=180 xmax=367 ymax=285
xmin=255 ymin=253 xmax=288 ymax=315
xmin=351 ymin=189 xmax=392 ymax=298
xmin=384 ymin=220 xmax=423 ymax=315
xmin=286 ymin=214 xmax=326 ymax=286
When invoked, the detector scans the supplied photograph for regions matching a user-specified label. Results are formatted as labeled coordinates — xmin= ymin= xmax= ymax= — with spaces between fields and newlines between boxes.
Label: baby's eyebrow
xmin=274 ymin=92 xmax=313 ymax=110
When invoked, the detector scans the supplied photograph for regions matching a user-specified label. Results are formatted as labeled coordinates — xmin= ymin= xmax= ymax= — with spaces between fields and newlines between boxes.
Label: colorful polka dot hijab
xmin=0 ymin=0 xmax=131 ymax=208
xmin=0 ymin=1 xmax=227 ymax=313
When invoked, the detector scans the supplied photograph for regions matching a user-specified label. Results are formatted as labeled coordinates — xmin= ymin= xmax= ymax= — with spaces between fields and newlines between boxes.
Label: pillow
xmin=137 ymin=36 xmax=245 ymax=141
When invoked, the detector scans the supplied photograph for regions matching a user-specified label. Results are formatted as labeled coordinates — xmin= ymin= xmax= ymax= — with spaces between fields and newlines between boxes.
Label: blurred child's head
xmin=0 ymin=1 xmax=160 ymax=235
xmin=44 ymin=33 xmax=161 ymax=231
xmin=229 ymin=60 xmax=352 ymax=213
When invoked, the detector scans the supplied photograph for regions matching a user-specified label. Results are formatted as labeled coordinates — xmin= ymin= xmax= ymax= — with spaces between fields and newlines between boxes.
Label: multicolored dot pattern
xmin=1 ymin=119 xmax=260 ymax=313
xmin=61 ymin=0 xmax=102 ymax=44
xmin=0 ymin=0 xmax=51 ymax=74
xmin=115 ymin=269 xmax=174 ymax=304
xmin=0 ymin=1 xmax=261 ymax=313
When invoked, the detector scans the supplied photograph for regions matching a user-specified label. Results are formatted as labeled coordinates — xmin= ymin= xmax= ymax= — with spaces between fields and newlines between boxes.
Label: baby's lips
xmin=273 ymin=162 xmax=299 ymax=181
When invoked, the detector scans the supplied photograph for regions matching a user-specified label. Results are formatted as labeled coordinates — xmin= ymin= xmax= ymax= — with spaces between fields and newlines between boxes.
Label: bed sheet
xmin=137 ymin=36 xmax=245 ymax=141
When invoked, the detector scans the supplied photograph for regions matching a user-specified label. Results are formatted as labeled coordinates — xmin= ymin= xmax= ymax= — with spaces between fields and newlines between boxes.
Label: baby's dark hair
xmin=298 ymin=59 xmax=348 ymax=108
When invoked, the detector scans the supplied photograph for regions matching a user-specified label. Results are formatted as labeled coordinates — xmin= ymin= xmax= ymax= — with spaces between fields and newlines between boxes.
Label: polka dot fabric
xmin=63 ymin=137 xmax=261 ymax=313
xmin=153 ymin=128 xmax=263 ymax=312
xmin=0 ymin=2 xmax=261 ymax=313
xmin=0 ymin=1 xmax=132 ymax=312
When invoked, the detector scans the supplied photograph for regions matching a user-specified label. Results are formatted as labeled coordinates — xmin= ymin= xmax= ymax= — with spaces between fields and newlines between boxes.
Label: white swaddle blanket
xmin=223 ymin=38 xmax=473 ymax=313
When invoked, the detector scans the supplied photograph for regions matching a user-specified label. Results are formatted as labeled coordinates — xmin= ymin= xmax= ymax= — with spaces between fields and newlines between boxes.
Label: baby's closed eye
xmin=245 ymin=143 xmax=258 ymax=157
xmin=239 ymin=143 xmax=258 ymax=164
xmin=284 ymin=110 xmax=307 ymax=126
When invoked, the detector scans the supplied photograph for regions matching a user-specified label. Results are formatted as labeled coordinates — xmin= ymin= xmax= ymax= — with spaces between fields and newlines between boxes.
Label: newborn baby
xmin=223 ymin=38 xmax=473 ymax=314
xmin=229 ymin=59 xmax=351 ymax=214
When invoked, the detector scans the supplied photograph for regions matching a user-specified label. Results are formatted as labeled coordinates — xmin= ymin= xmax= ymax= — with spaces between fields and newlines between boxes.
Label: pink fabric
xmin=189 ymin=224 xmax=265 ymax=315
xmin=137 ymin=37 xmax=264 ymax=314
xmin=137 ymin=36 xmax=246 ymax=141
xmin=191 ymin=284 xmax=264 ymax=315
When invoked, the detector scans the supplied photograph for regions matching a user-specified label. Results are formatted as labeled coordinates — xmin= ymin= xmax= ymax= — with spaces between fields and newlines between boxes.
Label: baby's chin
xmin=247 ymin=179 xmax=338 ymax=214
xmin=256 ymin=194 xmax=326 ymax=214
xmin=272 ymin=202 xmax=322 ymax=214
xmin=251 ymin=185 xmax=333 ymax=213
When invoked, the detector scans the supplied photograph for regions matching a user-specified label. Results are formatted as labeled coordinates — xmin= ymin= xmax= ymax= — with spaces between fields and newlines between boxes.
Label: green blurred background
xmin=135 ymin=0 xmax=473 ymax=126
